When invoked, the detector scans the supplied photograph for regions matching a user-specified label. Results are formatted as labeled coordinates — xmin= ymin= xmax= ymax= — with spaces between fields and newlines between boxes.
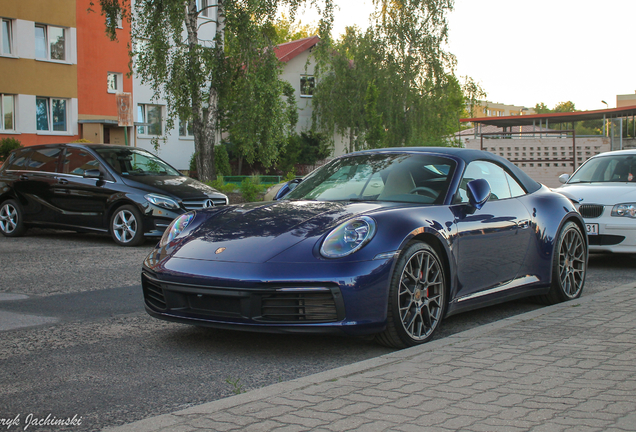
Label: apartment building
xmin=0 ymin=0 xmax=131 ymax=147
xmin=0 ymin=0 xmax=79 ymax=145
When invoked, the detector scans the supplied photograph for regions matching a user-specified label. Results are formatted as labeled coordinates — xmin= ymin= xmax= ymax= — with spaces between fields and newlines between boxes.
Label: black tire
xmin=539 ymin=221 xmax=586 ymax=305
xmin=0 ymin=199 xmax=27 ymax=237
xmin=110 ymin=204 xmax=145 ymax=246
xmin=375 ymin=241 xmax=447 ymax=348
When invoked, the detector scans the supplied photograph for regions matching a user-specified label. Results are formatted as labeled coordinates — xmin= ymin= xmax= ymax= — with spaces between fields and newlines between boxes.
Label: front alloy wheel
xmin=376 ymin=242 xmax=447 ymax=348
xmin=110 ymin=205 xmax=144 ymax=246
xmin=0 ymin=200 xmax=27 ymax=237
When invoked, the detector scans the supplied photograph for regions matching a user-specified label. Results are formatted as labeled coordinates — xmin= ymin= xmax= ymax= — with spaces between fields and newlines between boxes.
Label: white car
xmin=557 ymin=149 xmax=636 ymax=253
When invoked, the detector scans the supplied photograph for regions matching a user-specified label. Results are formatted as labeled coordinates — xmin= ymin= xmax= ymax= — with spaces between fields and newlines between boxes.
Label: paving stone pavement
xmin=105 ymin=282 xmax=636 ymax=432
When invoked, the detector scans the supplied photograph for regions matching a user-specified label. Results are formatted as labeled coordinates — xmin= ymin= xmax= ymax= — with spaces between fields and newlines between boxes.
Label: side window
xmin=505 ymin=172 xmax=526 ymax=197
xmin=458 ymin=160 xmax=511 ymax=202
xmin=6 ymin=149 xmax=33 ymax=171
xmin=27 ymin=147 xmax=62 ymax=172
xmin=62 ymin=149 xmax=101 ymax=176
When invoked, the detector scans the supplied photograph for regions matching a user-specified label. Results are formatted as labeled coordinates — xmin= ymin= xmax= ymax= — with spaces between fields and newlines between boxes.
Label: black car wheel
xmin=540 ymin=221 xmax=586 ymax=305
xmin=376 ymin=241 xmax=447 ymax=348
xmin=110 ymin=205 xmax=145 ymax=246
xmin=0 ymin=200 xmax=27 ymax=237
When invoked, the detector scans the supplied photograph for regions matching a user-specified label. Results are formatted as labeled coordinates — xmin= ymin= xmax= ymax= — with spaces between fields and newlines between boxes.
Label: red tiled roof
xmin=274 ymin=35 xmax=320 ymax=62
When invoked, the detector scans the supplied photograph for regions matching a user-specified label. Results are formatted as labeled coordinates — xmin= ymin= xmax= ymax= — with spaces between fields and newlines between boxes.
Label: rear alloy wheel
xmin=541 ymin=221 xmax=586 ymax=304
xmin=0 ymin=200 xmax=27 ymax=237
xmin=110 ymin=205 xmax=145 ymax=246
xmin=376 ymin=242 xmax=447 ymax=348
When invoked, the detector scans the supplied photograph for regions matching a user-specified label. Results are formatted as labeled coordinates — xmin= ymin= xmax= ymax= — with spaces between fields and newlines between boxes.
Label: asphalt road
xmin=0 ymin=229 xmax=634 ymax=431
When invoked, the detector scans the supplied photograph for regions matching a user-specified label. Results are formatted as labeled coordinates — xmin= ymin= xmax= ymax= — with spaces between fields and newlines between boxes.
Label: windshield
xmin=285 ymin=153 xmax=456 ymax=204
xmin=95 ymin=148 xmax=181 ymax=176
xmin=568 ymin=154 xmax=636 ymax=184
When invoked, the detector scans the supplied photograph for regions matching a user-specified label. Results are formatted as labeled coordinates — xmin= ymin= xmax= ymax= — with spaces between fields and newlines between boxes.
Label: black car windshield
xmin=568 ymin=154 xmax=636 ymax=184
xmin=95 ymin=148 xmax=181 ymax=176
xmin=285 ymin=153 xmax=456 ymax=204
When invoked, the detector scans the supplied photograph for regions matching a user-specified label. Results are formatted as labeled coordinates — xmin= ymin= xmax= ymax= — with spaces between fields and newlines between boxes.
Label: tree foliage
xmin=97 ymin=0 xmax=334 ymax=182
xmin=311 ymin=0 xmax=466 ymax=150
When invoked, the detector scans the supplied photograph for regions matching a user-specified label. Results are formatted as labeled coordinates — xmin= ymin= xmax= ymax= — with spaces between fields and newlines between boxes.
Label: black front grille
xmin=579 ymin=204 xmax=604 ymax=218
xmin=142 ymin=275 xmax=167 ymax=310
xmin=182 ymin=198 xmax=227 ymax=211
xmin=260 ymin=292 xmax=339 ymax=322
xmin=141 ymin=272 xmax=344 ymax=324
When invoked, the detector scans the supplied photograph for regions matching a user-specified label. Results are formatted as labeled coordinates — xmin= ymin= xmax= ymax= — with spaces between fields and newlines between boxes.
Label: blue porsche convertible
xmin=142 ymin=147 xmax=587 ymax=348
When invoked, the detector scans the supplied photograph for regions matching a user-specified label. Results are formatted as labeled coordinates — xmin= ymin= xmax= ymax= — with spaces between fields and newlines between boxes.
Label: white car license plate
xmin=586 ymin=223 xmax=599 ymax=235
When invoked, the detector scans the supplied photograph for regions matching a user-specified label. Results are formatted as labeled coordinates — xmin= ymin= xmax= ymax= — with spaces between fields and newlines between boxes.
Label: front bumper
xmin=583 ymin=213 xmax=636 ymax=253
xmin=141 ymin=256 xmax=396 ymax=336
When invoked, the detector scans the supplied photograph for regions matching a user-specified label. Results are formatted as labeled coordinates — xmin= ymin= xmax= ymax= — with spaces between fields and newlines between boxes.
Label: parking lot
xmin=0 ymin=229 xmax=635 ymax=431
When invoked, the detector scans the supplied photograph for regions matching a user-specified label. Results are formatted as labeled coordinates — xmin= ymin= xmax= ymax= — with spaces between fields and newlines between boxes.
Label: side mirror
xmin=274 ymin=178 xmax=302 ymax=200
xmin=84 ymin=169 xmax=102 ymax=179
xmin=466 ymin=179 xmax=491 ymax=210
xmin=558 ymin=173 xmax=570 ymax=184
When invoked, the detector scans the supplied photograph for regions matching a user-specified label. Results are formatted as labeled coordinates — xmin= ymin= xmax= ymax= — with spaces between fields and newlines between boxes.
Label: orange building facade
xmin=0 ymin=0 xmax=131 ymax=147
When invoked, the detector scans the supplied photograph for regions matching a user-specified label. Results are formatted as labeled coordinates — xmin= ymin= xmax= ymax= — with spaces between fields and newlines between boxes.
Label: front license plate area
xmin=586 ymin=223 xmax=599 ymax=235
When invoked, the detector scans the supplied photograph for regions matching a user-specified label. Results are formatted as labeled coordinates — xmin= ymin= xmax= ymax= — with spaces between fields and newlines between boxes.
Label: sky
xmin=296 ymin=0 xmax=636 ymax=112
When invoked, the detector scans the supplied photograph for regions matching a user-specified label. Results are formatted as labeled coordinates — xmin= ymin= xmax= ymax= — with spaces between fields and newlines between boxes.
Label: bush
xmin=207 ymin=175 xmax=237 ymax=194
xmin=240 ymin=175 xmax=266 ymax=202
xmin=70 ymin=138 xmax=93 ymax=143
xmin=0 ymin=137 xmax=22 ymax=161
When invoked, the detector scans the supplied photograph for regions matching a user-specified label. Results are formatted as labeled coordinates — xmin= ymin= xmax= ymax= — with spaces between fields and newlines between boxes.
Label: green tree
xmin=271 ymin=13 xmax=318 ymax=44
xmin=312 ymin=0 xmax=466 ymax=149
xmin=97 ymin=0 xmax=334 ymax=182
xmin=534 ymin=102 xmax=551 ymax=114
xmin=553 ymin=101 xmax=576 ymax=113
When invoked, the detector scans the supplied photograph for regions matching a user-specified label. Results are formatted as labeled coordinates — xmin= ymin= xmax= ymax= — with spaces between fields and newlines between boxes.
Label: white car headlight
xmin=159 ymin=213 xmax=194 ymax=247
xmin=320 ymin=216 xmax=376 ymax=258
xmin=145 ymin=193 xmax=180 ymax=210
xmin=611 ymin=203 xmax=636 ymax=218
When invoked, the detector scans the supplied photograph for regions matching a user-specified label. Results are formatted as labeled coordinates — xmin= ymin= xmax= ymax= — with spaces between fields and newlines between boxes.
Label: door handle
xmin=517 ymin=219 xmax=530 ymax=229
xmin=58 ymin=178 xmax=69 ymax=185
xmin=19 ymin=174 xmax=28 ymax=181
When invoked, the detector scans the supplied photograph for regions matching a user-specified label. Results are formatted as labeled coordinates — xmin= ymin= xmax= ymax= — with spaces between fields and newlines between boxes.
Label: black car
xmin=0 ymin=143 xmax=228 ymax=246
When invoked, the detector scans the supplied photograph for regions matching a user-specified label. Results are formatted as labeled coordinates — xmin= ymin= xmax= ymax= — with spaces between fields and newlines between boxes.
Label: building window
xmin=137 ymin=104 xmax=162 ymax=136
xmin=199 ymin=0 xmax=210 ymax=17
xmin=300 ymin=75 xmax=315 ymax=97
xmin=1 ymin=94 xmax=14 ymax=131
xmin=179 ymin=119 xmax=194 ymax=137
xmin=107 ymin=72 xmax=123 ymax=93
xmin=106 ymin=13 xmax=123 ymax=29
xmin=35 ymin=24 xmax=66 ymax=61
xmin=36 ymin=97 xmax=68 ymax=132
xmin=1 ymin=19 xmax=13 ymax=55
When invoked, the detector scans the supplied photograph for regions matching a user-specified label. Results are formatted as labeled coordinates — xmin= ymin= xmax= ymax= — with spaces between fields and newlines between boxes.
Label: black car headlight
xmin=159 ymin=212 xmax=194 ymax=247
xmin=320 ymin=216 xmax=376 ymax=258
xmin=611 ymin=203 xmax=636 ymax=218
xmin=145 ymin=193 xmax=180 ymax=210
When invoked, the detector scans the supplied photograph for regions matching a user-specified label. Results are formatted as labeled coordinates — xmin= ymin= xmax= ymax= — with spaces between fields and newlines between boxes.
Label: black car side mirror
xmin=466 ymin=179 xmax=491 ymax=210
xmin=83 ymin=169 xmax=102 ymax=179
xmin=274 ymin=178 xmax=302 ymax=200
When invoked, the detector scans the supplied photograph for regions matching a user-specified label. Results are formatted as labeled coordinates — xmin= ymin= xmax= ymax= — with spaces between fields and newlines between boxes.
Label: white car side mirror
xmin=558 ymin=173 xmax=570 ymax=184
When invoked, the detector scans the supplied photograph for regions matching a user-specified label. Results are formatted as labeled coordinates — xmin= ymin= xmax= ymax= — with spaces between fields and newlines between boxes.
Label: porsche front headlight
xmin=159 ymin=212 xmax=194 ymax=247
xmin=320 ymin=216 xmax=376 ymax=258
xmin=611 ymin=203 xmax=636 ymax=218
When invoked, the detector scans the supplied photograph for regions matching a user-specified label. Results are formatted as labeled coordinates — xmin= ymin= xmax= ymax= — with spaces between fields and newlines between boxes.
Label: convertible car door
xmin=453 ymin=160 xmax=533 ymax=300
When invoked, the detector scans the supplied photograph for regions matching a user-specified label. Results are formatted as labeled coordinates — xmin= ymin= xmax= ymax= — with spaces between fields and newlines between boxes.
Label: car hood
xmin=557 ymin=183 xmax=636 ymax=205
xmin=120 ymin=175 xmax=226 ymax=199
xmin=172 ymin=200 xmax=396 ymax=263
